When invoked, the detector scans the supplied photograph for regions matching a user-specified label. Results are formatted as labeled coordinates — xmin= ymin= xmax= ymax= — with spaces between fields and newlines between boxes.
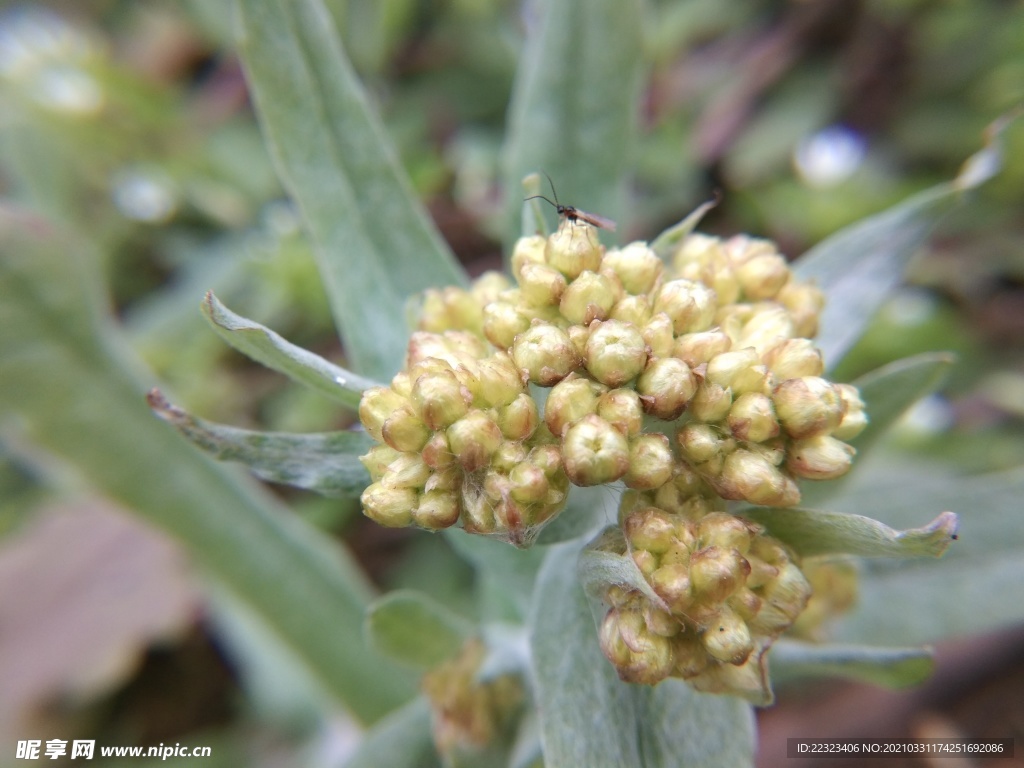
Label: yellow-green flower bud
xmin=786 ymin=435 xmax=855 ymax=480
xmin=519 ymin=262 xmax=568 ymax=307
xmin=690 ymin=545 xmax=750 ymax=605
xmin=609 ymin=294 xmax=653 ymax=326
xmin=644 ymin=603 xmax=682 ymax=637
xmin=697 ymin=512 xmax=755 ymax=555
xmin=650 ymin=563 xmax=693 ymax=613
xmin=585 ymin=319 xmax=648 ymax=387
xmin=706 ymin=348 xmax=769 ymax=395
xmin=359 ymin=386 xmax=407 ymax=442
xmin=411 ymin=368 xmax=471 ymax=430
xmin=727 ymin=392 xmax=780 ymax=443
xmin=603 ymin=242 xmax=663 ymax=295
xmin=361 ymin=482 xmax=415 ymax=527
xmin=673 ymin=330 xmax=733 ymax=368
xmin=701 ymin=606 xmax=754 ymax=665
xmin=511 ymin=234 xmax=547 ymax=280
xmin=413 ymin=490 xmax=461 ymax=529
xmin=750 ymin=560 xmax=811 ymax=636
xmin=512 ymin=323 xmax=579 ymax=386
xmin=483 ymin=299 xmax=531 ymax=350
xmin=599 ymin=606 xmax=676 ymax=685
xmin=777 ymin=281 xmax=825 ymax=339
xmin=360 ymin=444 xmax=402 ymax=482
xmin=471 ymin=270 xmax=511 ymax=304
xmin=562 ymin=414 xmax=630 ymax=486
xmin=677 ymin=422 xmax=729 ymax=465
xmin=421 ymin=432 xmax=455 ymax=469
xmin=772 ymin=376 xmax=846 ymax=439
xmin=624 ymin=433 xmax=674 ymax=490
xmin=690 ymin=382 xmax=734 ymax=423
xmin=447 ymin=411 xmax=504 ymax=472
xmin=641 ymin=312 xmax=676 ymax=358
xmin=529 ymin=444 xmax=563 ymax=478
xmin=544 ymin=375 xmax=604 ymax=436
xmin=425 ymin=465 xmax=461 ymax=493
xmin=717 ymin=449 xmax=800 ymax=507
xmin=672 ymin=632 xmax=712 ymax=679
xmin=559 ymin=270 xmax=618 ymax=325
xmin=498 ymin=393 xmax=539 ymax=441
xmin=473 ymin=352 xmax=522 ymax=407
xmin=763 ymin=338 xmax=824 ymax=380
xmin=509 ymin=461 xmax=549 ymax=504
xmin=382 ymin=453 xmax=431 ymax=489
xmin=545 ymin=220 xmax=603 ymax=279
xmin=633 ymin=549 xmax=659 ymax=577
xmin=623 ymin=506 xmax=677 ymax=553
xmin=566 ymin=323 xmax=590 ymax=358
xmin=736 ymin=252 xmax=790 ymax=301
xmin=832 ymin=384 xmax=868 ymax=440
xmin=382 ymin=407 xmax=431 ymax=452
xmin=491 ymin=441 xmax=528 ymax=473
xmin=653 ymin=279 xmax=717 ymax=335
xmin=461 ymin=482 xmax=496 ymax=533
xmin=596 ymin=388 xmax=644 ymax=437
xmin=736 ymin=306 xmax=795 ymax=356
xmin=636 ymin=357 xmax=697 ymax=420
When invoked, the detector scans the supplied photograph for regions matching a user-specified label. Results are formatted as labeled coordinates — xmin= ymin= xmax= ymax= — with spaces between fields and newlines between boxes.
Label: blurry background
xmin=1 ymin=0 xmax=1023 ymax=765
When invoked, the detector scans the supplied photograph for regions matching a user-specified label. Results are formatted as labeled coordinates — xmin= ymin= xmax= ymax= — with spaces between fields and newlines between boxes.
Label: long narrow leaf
xmin=202 ymin=292 xmax=380 ymax=408
xmin=365 ymin=590 xmax=474 ymax=669
xmin=770 ymin=640 xmax=934 ymax=688
xmin=236 ymin=0 xmax=466 ymax=380
xmin=0 ymin=217 xmax=413 ymax=722
xmin=503 ymin=0 xmax=644 ymax=243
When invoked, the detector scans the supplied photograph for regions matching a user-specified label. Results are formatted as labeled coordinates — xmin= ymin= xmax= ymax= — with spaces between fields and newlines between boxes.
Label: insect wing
xmin=574 ymin=209 xmax=617 ymax=232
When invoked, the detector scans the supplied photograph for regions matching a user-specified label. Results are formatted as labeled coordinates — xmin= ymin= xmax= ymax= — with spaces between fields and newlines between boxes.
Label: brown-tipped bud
xmin=644 ymin=604 xmax=682 ymax=637
xmin=777 ymin=281 xmax=826 ymax=338
xmin=609 ymin=294 xmax=653 ymax=326
xmin=736 ymin=306 xmax=795 ymax=356
xmin=673 ymin=330 xmax=733 ymax=368
xmin=497 ymin=393 xmax=539 ymax=441
xmin=476 ymin=352 xmax=524 ymax=408
xmin=361 ymin=482 xmax=416 ymax=527
xmin=519 ymin=262 xmax=568 ymax=307
xmin=633 ymin=549 xmax=659 ymax=577
xmin=461 ymin=481 xmax=496 ymax=533
xmin=597 ymin=388 xmax=645 ymax=436
xmin=360 ymin=445 xmax=402 ymax=482
xmin=623 ymin=507 xmax=678 ymax=554
xmin=603 ymin=242 xmax=664 ymax=295
xmin=786 ymin=435 xmax=855 ymax=480
xmin=736 ymin=252 xmax=790 ymax=301
xmin=773 ymin=376 xmax=846 ymax=439
xmin=359 ymin=386 xmax=408 ymax=442
xmin=642 ymin=312 xmax=676 ymax=358
xmin=527 ymin=444 xmax=563 ymax=476
xmin=562 ymin=414 xmax=630 ymax=486
xmin=559 ymin=270 xmax=617 ymax=325
xmin=676 ymin=423 xmax=730 ymax=465
xmin=763 ymin=338 xmax=824 ymax=380
xmin=585 ymin=319 xmax=648 ymax=387
xmin=491 ymin=441 xmax=528 ymax=473
xmin=599 ymin=607 xmax=676 ymax=685
xmin=545 ymin=221 xmax=603 ymax=279
xmin=707 ymin=348 xmax=770 ymax=395
xmin=637 ymin=357 xmax=697 ymax=420
xmin=512 ymin=323 xmax=579 ymax=386
xmin=697 ymin=512 xmax=755 ymax=554
xmin=653 ymin=279 xmax=717 ymax=335
xmin=832 ymin=384 xmax=868 ymax=440
xmin=673 ymin=632 xmax=712 ymax=679
xmin=381 ymin=407 xmax=431 ymax=452
xmin=446 ymin=411 xmax=503 ymax=472
xmin=411 ymin=368 xmax=471 ymax=430
xmin=690 ymin=382 xmax=734 ymax=423
xmin=425 ymin=465 xmax=461 ymax=493
xmin=390 ymin=372 xmax=413 ymax=398
xmin=413 ymin=490 xmax=461 ymax=529
xmin=566 ymin=324 xmax=590 ymax=358
xmin=544 ymin=375 xmax=604 ymax=436
xmin=717 ymin=450 xmax=800 ymax=507
xmin=750 ymin=560 xmax=812 ymax=636
xmin=381 ymin=453 xmax=431 ymax=489
xmin=729 ymin=586 xmax=764 ymax=622
xmin=508 ymin=461 xmax=550 ymax=504
xmin=701 ymin=606 xmax=754 ymax=665
xmin=624 ymin=433 xmax=674 ymax=490
xmin=510 ymin=234 xmax=547 ymax=280
xmin=483 ymin=299 xmax=530 ymax=350
xmin=421 ymin=432 xmax=455 ymax=469
xmin=689 ymin=546 xmax=750 ymax=604
xmin=650 ymin=563 xmax=694 ymax=613
xmin=728 ymin=392 xmax=780 ymax=443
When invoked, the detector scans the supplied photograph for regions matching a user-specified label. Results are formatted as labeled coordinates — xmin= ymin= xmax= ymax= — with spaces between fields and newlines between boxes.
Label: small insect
xmin=525 ymin=172 xmax=617 ymax=232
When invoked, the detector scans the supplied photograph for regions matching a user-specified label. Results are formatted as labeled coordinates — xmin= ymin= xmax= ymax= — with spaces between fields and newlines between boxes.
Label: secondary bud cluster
xmin=421 ymin=639 xmax=524 ymax=758
xmin=597 ymin=500 xmax=810 ymax=697
xmin=359 ymin=331 xmax=568 ymax=546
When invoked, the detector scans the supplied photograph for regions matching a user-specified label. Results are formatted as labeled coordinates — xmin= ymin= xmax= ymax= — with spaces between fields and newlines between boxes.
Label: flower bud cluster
xmin=359 ymin=330 xmax=568 ymax=545
xmin=421 ymin=639 xmax=524 ymax=758
xmin=597 ymin=500 xmax=810 ymax=693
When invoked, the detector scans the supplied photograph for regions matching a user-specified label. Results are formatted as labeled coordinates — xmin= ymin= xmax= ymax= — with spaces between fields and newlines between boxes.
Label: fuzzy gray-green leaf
xmin=148 ymin=389 xmax=372 ymax=497
xmin=741 ymin=508 xmax=958 ymax=559
xmin=770 ymin=640 xmax=934 ymax=688
xmin=344 ymin=697 xmax=440 ymax=768
xmin=202 ymin=292 xmax=379 ymax=409
xmin=365 ymin=590 xmax=474 ymax=669
xmin=236 ymin=0 xmax=465 ymax=381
